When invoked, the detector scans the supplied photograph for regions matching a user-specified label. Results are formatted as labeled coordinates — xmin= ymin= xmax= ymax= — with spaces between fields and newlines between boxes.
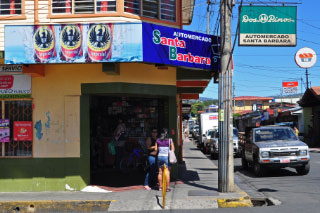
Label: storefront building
xmin=0 ymin=0 xmax=217 ymax=192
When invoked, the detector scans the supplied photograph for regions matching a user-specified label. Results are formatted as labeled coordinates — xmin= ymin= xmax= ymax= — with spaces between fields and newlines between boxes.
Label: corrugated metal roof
xmin=234 ymin=96 xmax=274 ymax=101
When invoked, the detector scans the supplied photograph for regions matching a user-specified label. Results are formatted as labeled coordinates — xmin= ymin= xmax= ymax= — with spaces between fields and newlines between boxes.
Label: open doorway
xmin=89 ymin=95 xmax=167 ymax=187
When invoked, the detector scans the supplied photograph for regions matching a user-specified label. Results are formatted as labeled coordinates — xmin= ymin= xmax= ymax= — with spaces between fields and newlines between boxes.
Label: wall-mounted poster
xmin=0 ymin=119 xmax=10 ymax=142
xmin=14 ymin=121 xmax=33 ymax=141
xmin=5 ymin=23 xmax=142 ymax=64
xmin=0 ymin=75 xmax=31 ymax=98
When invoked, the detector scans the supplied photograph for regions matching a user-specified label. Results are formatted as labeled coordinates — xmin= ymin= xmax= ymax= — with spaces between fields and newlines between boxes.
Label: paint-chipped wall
xmin=32 ymin=62 xmax=176 ymax=158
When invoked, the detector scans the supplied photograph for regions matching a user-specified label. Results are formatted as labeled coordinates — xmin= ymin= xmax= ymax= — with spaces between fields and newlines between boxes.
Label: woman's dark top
xmin=148 ymin=137 xmax=157 ymax=156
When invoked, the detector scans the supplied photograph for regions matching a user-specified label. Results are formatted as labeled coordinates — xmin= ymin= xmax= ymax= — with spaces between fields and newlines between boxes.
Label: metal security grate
xmin=52 ymin=0 xmax=117 ymax=14
xmin=4 ymin=100 xmax=32 ymax=157
xmin=161 ymin=0 xmax=175 ymax=21
xmin=124 ymin=0 xmax=140 ymax=15
xmin=0 ymin=0 xmax=22 ymax=15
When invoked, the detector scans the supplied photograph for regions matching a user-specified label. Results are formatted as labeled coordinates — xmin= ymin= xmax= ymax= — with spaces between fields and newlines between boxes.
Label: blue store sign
xmin=143 ymin=23 xmax=220 ymax=71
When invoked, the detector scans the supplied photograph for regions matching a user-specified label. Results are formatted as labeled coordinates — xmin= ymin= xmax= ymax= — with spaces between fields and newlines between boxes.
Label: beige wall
xmin=32 ymin=63 xmax=176 ymax=158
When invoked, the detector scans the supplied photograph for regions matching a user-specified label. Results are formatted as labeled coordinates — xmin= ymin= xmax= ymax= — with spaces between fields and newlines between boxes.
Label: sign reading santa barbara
xmin=239 ymin=6 xmax=297 ymax=46
xmin=143 ymin=23 xmax=220 ymax=70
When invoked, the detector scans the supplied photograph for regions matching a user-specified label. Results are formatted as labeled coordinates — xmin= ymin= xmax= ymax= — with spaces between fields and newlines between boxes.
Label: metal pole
xmin=218 ymin=0 xmax=234 ymax=193
xmin=207 ymin=0 xmax=210 ymax=34
xmin=306 ymin=69 xmax=308 ymax=89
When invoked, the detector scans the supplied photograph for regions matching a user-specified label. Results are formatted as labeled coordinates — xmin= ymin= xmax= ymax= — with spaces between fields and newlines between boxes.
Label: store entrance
xmin=89 ymin=95 xmax=167 ymax=187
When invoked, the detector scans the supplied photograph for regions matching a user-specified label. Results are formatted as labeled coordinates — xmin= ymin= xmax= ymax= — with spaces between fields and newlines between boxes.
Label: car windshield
xmin=207 ymin=130 xmax=213 ymax=136
xmin=254 ymin=128 xmax=298 ymax=142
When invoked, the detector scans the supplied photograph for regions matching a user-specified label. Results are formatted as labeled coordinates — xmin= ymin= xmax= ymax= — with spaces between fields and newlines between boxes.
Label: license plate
xmin=280 ymin=159 xmax=290 ymax=163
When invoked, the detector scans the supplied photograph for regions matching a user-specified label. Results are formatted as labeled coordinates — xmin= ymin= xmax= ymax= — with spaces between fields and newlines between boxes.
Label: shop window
xmin=124 ymin=0 xmax=140 ymax=15
xmin=52 ymin=0 xmax=116 ymax=14
xmin=160 ymin=0 xmax=175 ymax=21
xmin=125 ymin=0 xmax=176 ymax=22
xmin=0 ymin=0 xmax=22 ymax=15
xmin=0 ymin=100 xmax=33 ymax=158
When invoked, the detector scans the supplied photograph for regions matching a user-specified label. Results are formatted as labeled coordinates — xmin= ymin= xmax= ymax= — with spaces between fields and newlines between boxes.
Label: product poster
xmin=5 ymin=23 xmax=143 ymax=64
xmin=13 ymin=121 xmax=33 ymax=141
xmin=0 ymin=119 xmax=10 ymax=142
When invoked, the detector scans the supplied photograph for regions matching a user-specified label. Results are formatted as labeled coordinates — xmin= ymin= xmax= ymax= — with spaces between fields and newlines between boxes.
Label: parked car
xmin=202 ymin=129 xmax=214 ymax=153
xmin=208 ymin=127 xmax=240 ymax=159
xmin=192 ymin=125 xmax=199 ymax=139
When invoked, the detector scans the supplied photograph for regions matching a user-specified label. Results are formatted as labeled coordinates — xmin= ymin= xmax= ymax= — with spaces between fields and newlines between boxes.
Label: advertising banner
xmin=0 ymin=119 xmax=10 ymax=142
xmin=14 ymin=121 xmax=33 ymax=141
xmin=5 ymin=23 xmax=218 ymax=71
xmin=143 ymin=23 xmax=220 ymax=70
xmin=0 ymin=75 xmax=31 ymax=98
xmin=5 ymin=23 xmax=143 ymax=64
xmin=282 ymin=81 xmax=298 ymax=94
xmin=239 ymin=6 xmax=297 ymax=46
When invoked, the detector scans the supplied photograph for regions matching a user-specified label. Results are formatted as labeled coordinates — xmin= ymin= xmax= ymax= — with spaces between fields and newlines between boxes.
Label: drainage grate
xmin=251 ymin=198 xmax=279 ymax=207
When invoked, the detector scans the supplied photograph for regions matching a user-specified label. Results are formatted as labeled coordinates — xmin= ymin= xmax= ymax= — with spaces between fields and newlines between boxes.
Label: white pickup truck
xmin=240 ymin=126 xmax=310 ymax=176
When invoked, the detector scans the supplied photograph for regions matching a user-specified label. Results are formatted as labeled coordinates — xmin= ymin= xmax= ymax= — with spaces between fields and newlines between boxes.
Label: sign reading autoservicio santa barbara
xmin=239 ymin=6 xmax=297 ymax=46
xmin=143 ymin=22 xmax=220 ymax=71
xmin=295 ymin=47 xmax=317 ymax=68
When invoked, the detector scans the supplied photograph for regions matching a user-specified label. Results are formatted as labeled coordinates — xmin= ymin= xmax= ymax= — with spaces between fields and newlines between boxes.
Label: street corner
xmin=217 ymin=191 xmax=253 ymax=208
xmin=0 ymin=200 xmax=114 ymax=212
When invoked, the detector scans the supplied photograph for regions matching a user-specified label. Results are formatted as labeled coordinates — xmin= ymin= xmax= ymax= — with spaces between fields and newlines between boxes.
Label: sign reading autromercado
xmin=5 ymin=23 xmax=219 ymax=71
xmin=239 ymin=6 xmax=297 ymax=46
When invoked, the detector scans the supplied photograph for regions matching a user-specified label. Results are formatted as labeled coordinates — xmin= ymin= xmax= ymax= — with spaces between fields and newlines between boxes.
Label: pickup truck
xmin=240 ymin=126 xmax=310 ymax=176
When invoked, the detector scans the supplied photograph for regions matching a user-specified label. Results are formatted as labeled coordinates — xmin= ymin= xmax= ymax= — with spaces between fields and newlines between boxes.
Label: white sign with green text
xmin=239 ymin=6 xmax=297 ymax=46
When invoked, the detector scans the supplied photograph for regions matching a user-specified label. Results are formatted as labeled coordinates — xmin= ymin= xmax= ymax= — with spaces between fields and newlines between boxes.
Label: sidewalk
xmin=0 ymin=140 xmax=254 ymax=212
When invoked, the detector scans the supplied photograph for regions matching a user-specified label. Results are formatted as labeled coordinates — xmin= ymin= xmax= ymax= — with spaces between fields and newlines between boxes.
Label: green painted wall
xmin=0 ymin=158 xmax=87 ymax=192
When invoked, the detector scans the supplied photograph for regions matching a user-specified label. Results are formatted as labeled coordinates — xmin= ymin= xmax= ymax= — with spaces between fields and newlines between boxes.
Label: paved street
xmin=208 ymin=147 xmax=320 ymax=212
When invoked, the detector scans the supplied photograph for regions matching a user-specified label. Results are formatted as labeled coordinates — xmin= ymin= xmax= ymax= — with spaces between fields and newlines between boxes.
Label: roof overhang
xmin=182 ymin=0 xmax=195 ymax=25
xmin=177 ymin=68 xmax=213 ymax=100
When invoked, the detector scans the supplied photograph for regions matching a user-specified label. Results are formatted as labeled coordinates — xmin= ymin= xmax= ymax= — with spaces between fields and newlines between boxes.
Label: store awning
xmin=177 ymin=68 xmax=213 ymax=100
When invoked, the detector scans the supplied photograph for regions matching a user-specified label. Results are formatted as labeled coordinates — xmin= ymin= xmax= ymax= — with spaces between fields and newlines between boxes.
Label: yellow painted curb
xmin=0 ymin=200 xmax=113 ymax=212
xmin=217 ymin=196 xmax=253 ymax=208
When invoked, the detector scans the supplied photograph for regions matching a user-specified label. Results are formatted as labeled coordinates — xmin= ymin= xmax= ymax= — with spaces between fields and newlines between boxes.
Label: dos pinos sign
xmin=239 ymin=6 xmax=297 ymax=46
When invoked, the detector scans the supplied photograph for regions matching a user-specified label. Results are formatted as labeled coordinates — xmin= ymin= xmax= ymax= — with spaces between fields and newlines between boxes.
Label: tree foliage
xmin=191 ymin=100 xmax=218 ymax=117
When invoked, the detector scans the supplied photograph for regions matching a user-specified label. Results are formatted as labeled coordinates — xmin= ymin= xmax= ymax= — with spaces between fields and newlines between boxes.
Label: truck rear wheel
xmin=253 ymin=160 xmax=264 ymax=177
xmin=296 ymin=163 xmax=310 ymax=175
xmin=241 ymin=155 xmax=248 ymax=170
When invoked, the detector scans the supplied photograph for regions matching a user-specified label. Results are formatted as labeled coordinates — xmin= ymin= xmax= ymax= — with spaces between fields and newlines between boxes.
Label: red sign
xmin=13 ymin=121 xmax=33 ymax=141
xmin=282 ymin=81 xmax=298 ymax=87
xmin=209 ymin=116 xmax=218 ymax=120
xmin=0 ymin=75 xmax=14 ymax=89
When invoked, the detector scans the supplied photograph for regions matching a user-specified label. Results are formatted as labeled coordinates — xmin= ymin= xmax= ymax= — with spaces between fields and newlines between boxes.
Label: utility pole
xmin=207 ymin=0 xmax=210 ymax=34
xmin=218 ymin=0 xmax=234 ymax=192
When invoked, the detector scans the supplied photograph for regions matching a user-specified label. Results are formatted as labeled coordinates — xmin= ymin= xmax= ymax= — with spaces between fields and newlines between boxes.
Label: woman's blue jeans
xmin=144 ymin=155 xmax=158 ymax=187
